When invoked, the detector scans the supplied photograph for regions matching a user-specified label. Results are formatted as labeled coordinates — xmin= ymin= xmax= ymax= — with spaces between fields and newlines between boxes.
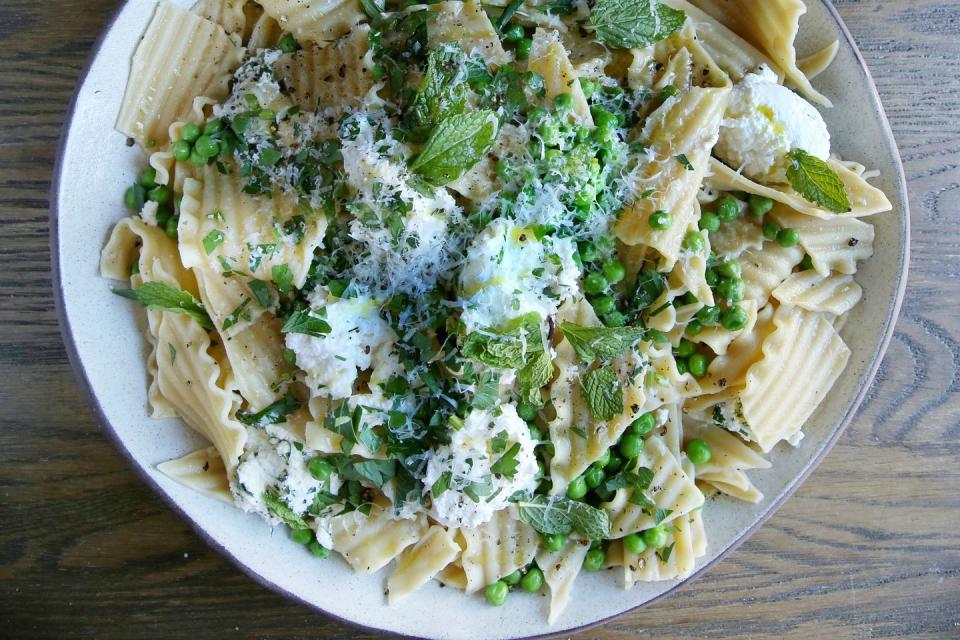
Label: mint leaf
xmin=462 ymin=313 xmax=542 ymax=370
xmin=203 ymin=229 xmax=225 ymax=255
xmin=410 ymin=110 xmax=499 ymax=185
xmin=581 ymin=367 xmax=622 ymax=422
xmin=405 ymin=45 xmax=468 ymax=140
xmin=112 ymin=282 xmax=213 ymax=330
xmin=271 ymin=264 xmax=293 ymax=293
xmin=282 ymin=310 xmax=331 ymax=337
xmin=517 ymin=495 xmax=611 ymax=540
xmin=517 ymin=349 xmax=553 ymax=408
xmin=248 ymin=279 xmax=275 ymax=307
xmin=603 ymin=467 xmax=654 ymax=494
xmin=236 ymin=392 xmax=300 ymax=426
xmin=786 ymin=148 xmax=851 ymax=213
xmin=560 ymin=322 xmax=645 ymax=363
xmin=263 ymin=489 xmax=308 ymax=529
xmin=350 ymin=459 xmax=396 ymax=487
xmin=491 ymin=442 xmax=522 ymax=479
xmin=222 ymin=298 xmax=252 ymax=331
xmin=589 ymin=0 xmax=686 ymax=49
xmin=657 ymin=541 xmax=675 ymax=562
xmin=654 ymin=507 xmax=673 ymax=525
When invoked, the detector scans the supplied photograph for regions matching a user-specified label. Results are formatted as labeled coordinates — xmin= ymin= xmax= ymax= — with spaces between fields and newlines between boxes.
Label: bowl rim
xmin=49 ymin=1 xmax=910 ymax=638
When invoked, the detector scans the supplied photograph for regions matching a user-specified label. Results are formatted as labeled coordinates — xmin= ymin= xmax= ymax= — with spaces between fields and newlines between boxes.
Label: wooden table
xmin=2 ymin=1 xmax=958 ymax=638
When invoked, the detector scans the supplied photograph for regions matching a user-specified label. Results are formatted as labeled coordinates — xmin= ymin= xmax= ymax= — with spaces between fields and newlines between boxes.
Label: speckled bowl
xmin=51 ymin=1 xmax=909 ymax=638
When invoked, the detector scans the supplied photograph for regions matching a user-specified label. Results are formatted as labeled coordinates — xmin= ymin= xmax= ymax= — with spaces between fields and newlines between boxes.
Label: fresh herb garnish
xmin=560 ymin=323 xmax=646 ymax=363
xmin=581 ymin=367 xmax=622 ymax=422
xmin=282 ymin=310 xmax=331 ymax=337
xmin=236 ymin=392 xmax=301 ymax=426
xmin=491 ymin=442 xmax=522 ymax=479
xmin=248 ymin=279 xmax=274 ymax=307
xmin=203 ymin=229 xmax=225 ymax=255
xmin=264 ymin=489 xmax=308 ymax=529
xmin=271 ymin=264 xmax=293 ymax=293
xmin=409 ymin=111 xmax=499 ymax=186
xmin=589 ymin=0 xmax=686 ymax=49
xmin=786 ymin=148 xmax=851 ymax=213
xmin=517 ymin=495 xmax=611 ymax=540
xmin=676 ymin=153 xmax=694 ymax=171
xmin=112 ymin=282 xmax=213 ymax=330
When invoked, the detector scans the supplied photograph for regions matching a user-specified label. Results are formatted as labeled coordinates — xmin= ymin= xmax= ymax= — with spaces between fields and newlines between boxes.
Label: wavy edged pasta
xmin=258 ymin=0 xmax=364 ymax=45
xmin=687 ymin=422 xmax=770 ymax=503
xmin=770 ymin=206 xmax=875 ymax=276
xmin=616 ymin=87 xmax=730 ymax=269
xmin=735 ymin=305 xmax=851 ymax=452
xmin=273 ymin=24 xmax=373 ymax=112
xmin=330 ymin=507 xmax=428 ymax=573
xmin=192 ymin=0 xmax=249 ymax=34
xmin=459 ymin=507 xmax=539 ymax=594
xmin=117 ymin=2 xmax=244 ymax=148
xmin=739 ymin=240 xmax=805 ymax=306
xmin=529 ymin=28 xmax=594 ymax=125
xmin=387 ymin=525 xmax=461 ymax=603
xmin=773 ymin=270 xmax=862 ymax=316
xmin=428 ymin=0 xmax=510 ymax=65
xmin=709 ymin=158 xmax=892 ymax=219
xmin=157 ymin=446 xmax=234 ymax=503
xmin=623 ymin=507 xmax=706 ymax=586
xmin=536 ymin=538 xmax=591 ymax=624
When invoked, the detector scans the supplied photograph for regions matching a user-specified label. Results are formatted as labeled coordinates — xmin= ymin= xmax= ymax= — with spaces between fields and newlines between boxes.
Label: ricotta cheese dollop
xmin=285 ymin=291 xmax=397 ymax=399
xmin=422 ymin=404 xmax=539 ymax=528
xmin=459 ymin=219 xmax=580 ymax=332
xmin=714 ymin=66 xmax=831 ymax=184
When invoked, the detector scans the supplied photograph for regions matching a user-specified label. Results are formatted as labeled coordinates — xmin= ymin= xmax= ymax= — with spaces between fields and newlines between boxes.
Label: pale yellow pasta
xmin=220 ymin=316 xmax=289 ymax=411
xmin=192 ymin=0 xmax=249 ymax=34
xmin=157 ymin=446 xmax=234 ymax=504
xmin=273 ymin=25 xmax=373 ymax=112
xmin=536 ymin=538 xmax=591 ymax=624
xmin=773 ymin=270 xmax=863 ymax=316
xmin=387 ymin=526 xmax=462 ymax=604
xmin=688 ymin=0 xmax=830 ymax=106
xmin=245 ymin=5 xmax=284 ymax=49
xmin=736 ymin=305 xmax=851 ymax=452
xmin=330 ymin=508 xmax=428 ymax=573
xmin=686 ymin=422 xmax=771 ymax=503
xmin=659 ymin=22 xmax=732 ymax=89
xmin=428 ymin=0 xmax=509 ymax=65
xmin=695 ymin=298 xmax=758 ymax=356
xmin=798 ymin=40 xmax=840 ymax=79
xmin=739 ymin=240 xmax=805 ymax=306
xmin=674 ymin=208 xmax=715 ymax=307
xmin=258 ymin=0 xmax=363 ymax=44
xmin=616 ymin=87 xmax=730 ymax=268
xmin=116 ymin=3 xmax=244 ymax=148
xmin=447 ymin=158 xmax=498 ymax=203
xmin=604 ymin=435 xmax=704 ymax=537
xmin=459 ymin=507 xmax=539 ymax=594
xmin=709 ymin=158 xmax=892 ymax=219
xmin=700 ymin=304 xmax=776 ymax=394
xmin=623 ymin=508 xmax=704 ymax=585
xmin=707 ymin=214 xmax=764 ymax=258
xmin=528 ymin=28 xmax=594 ymax=125
xmin=771 ymin=206 xmax=875 ymax=276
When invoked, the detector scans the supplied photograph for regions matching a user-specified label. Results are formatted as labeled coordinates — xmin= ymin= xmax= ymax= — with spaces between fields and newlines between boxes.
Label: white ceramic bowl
xmin=52 ymin=2 xmax=909 ymax=638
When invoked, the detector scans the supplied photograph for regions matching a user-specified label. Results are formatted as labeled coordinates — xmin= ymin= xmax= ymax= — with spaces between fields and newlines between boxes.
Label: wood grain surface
xmin=1 ymin=0 xmax=958 ymax=638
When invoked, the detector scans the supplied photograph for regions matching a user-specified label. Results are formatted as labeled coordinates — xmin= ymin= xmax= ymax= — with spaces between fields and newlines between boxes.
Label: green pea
xmin=517 ymin=402 xmax=538 ymax=422
xmin=195 ymin=135 xmax=221 ymax=158
xmin=172 ymin=140 xmax=192 ymax=162
xmin=543 ymin=533 xmax=566 ymax=553
xmin=721 ymin=304 xmax=750 ymax=331
xmin=716 ymin=196 xmax=739 ymax=222
xmin=520 ymin=567 xmax=544 ymax=593
xmin=553 ymin=92 xmax=574 ymax=112
xmin=566 ymin=476 xmax=588 ymax=500
xmin=139 ymin=168 xmax=157 ymax=189
xmin=682 ymin=231 xmax=706 ymax=253
xmin=181 ymin=122 xmax=201 ymax=143
xmin=675 ymin=357 xmax=689 ymax=375
xmin=591 ymin=294 xmax=616 ymax=315
xmin=762 ymin=220 xmax=781 ymax=240
xmin=748 ymin=194 xmax=774 ymax=216
xmin=777 ymin=227 xmax=800 ymax=247
xmin=591 ymin=106 xmax=617 ymax=130
xmin=686 ymin=438 xmax=712 ymax=464
xmin=686 ymin=319 xmax=703 ymax=335
xmin=204 ymin=118 xmax=223 ymax=135
xmin=716 ymin=259 xmax=742 ymax=279
xmin=594 ymin=449 xmax=612 ymax=469
xmin=619 ymin=433 xmax=644 ymax=458
xmin=584 ymin=465 xmax=605 ymax=489
xmin=155 ymin=205 xmax=172 ymax=228
xmin=164 ymin=215 xmax=178 ymax=240
xmin=648 ymin=210 xmax=672 ymax=230
xmin=688 ymin=353 xmax=709 ymax=378
xmin=604 ymin=311 xmax=626 ymax=327
xmin=605 ymin=452 xmax=624 ymax=473
xmin=515 ymin=37 xmax=532 ymax=60
xmin=124 ymin=184 xmax=146 ymax=210
xmin=583 ymin=548 xmax=605 ymax=572
xmin=372 ymin=63 xmax=386 ymax=80
xmin=705 ymin=268 xmax=719 ymax=287
xmin=578 ymin=240 xmax=598 ymax=263
xmin=579 ymin=77 xmax=598 ymax=98
xmin=147 ymin=185 xmax=171 ymax=205
xmin=642 ymin=526 xmax=670 ymax=549
xmin=630 ymin=412 xmax=656 ymax=436
xmin=699 ymin=211 xmax=720 ymax=233
xmin=603 ymin=260 xmax=626 ymax=284
xmin=716 ymin=277 xmax=745 ymax=303
xmin=485 ymin=581 xmax=509 ymax=606
xmin=695 ymin=305 xmax=721 ymax=326
xmin=672 ymin=339 xmax=693 ymax=359
xmin=278 ymin=32 xmax=300 ymax=54
xmin=623 ymin=533 xmax=647 ymax=554
xmin=308 ymin=540 xmax=330 ymax=558
xmin=799 ymin=254 xmax=814 ymax=271
xmin=504 ymin=23 xmax=526 ymax=44
xmin=290 ymin=527 xmax=314 ymax=545
xmin=503 ymin=569 xmax=523 ymax=586
xmin=189 ymin=149 xmax=208 ymax=167
xmin=584 ymin=271 xmax=608 ymax=295
xmin=308 ymin=457 xmax=333 ymax=481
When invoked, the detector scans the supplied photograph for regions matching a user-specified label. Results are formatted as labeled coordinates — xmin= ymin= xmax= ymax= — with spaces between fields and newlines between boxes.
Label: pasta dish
xmin=100 ymin=0 xmax=892 ymax=622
